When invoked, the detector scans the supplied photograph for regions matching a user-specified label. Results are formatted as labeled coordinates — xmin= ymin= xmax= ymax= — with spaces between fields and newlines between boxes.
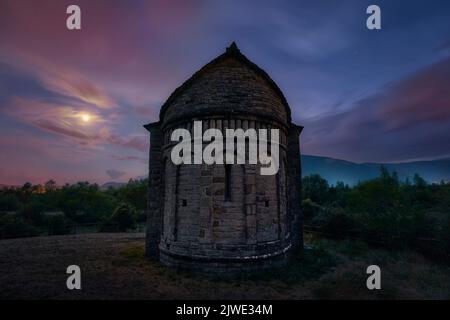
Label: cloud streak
xmin=377 ymin=56 xmax=450 ymax=131
xmin=303 ymin=56 xmax=450 ymax=163
xmin=106 ymin=169 xmax=126 ymax=180
xmin=2 ymin=96 xmax=148 ymax=153
xmin=0 ymin=52 xmax=116 ymax=109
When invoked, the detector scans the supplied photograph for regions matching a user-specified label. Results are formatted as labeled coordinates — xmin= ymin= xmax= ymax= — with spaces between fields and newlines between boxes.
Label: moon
xmin=81 ymin=114 xmax=90 ymax=122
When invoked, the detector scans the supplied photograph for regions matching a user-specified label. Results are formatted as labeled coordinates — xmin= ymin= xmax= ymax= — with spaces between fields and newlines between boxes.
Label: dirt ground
xmin=0 ymin=233 xmax=449 ymax=300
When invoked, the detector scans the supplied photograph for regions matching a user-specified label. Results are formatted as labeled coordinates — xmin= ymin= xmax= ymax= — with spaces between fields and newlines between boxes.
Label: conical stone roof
xmin=158 ymin=42 xmax=292 ymax=129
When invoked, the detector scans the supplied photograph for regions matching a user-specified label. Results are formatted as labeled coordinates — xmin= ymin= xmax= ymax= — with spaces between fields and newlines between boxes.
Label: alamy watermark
xmin=170 ymin=121 xmax=280 ymax=175
xmin=66 ymin=265 xmax=81 ymax=290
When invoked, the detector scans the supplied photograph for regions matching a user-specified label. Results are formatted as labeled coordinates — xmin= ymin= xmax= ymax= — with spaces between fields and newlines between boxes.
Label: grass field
xmin=0 ymin=233 xmax=449 ymax=299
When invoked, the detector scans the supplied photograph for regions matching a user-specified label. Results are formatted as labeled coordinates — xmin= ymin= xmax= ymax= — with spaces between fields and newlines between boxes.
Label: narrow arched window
xmin=225 ymin=164 xmax=232 ymax=201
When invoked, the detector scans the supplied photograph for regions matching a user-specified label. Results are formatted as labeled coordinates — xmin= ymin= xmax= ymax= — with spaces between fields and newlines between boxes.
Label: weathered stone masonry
xmin=144 ymin=43 xmax=303 ymax=274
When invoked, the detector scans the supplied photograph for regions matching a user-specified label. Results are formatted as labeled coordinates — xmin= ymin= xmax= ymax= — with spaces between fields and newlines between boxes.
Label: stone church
xmin=144 ymin=43 xmax=303 ymax=274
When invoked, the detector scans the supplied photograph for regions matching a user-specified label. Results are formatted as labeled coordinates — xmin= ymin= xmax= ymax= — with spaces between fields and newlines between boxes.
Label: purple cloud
xmin=106 ymin=169 xmax=126 ymax=180
xmin=303 ymin=56 xmax=450 ymax=163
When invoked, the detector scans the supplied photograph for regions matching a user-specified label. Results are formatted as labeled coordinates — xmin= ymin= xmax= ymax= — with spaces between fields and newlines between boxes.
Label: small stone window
xmin=199 ymin=229 xmax=205 ymax=238
xmin=265 ymin=200 xmax=269 ymax=207
xmin=182 ymin=199 xmax=187 ymax=207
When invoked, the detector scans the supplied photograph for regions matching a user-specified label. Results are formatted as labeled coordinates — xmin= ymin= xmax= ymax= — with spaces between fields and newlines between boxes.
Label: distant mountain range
xmin=3 ymin=156 xmax=446 ymax=190
xmin=101 ymin=155 xmax=450 ymax=188
xmin=302 ymin=155 xmax=450 ymax=185
xmin=100 ymin=181 xmax=127 ymax=190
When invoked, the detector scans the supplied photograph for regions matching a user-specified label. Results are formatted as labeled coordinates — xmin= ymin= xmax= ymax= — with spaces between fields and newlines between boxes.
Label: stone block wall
xmin=156 ymin=118 xmax=292 ymax=267
xmin=145 ymin=122 xmax=163 ymax=258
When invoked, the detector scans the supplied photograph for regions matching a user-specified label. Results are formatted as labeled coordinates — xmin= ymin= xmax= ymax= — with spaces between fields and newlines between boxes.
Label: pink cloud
xmin=111 ymin=155 xmax=147 ymax=164
xmin=0 ymin=129 xmax=146 ymax=185
xmin=0 ymin=133 xmax=93 ymax=184
xmin=134 ymin=106 xmax=157 ymax=117
xmin=3 ymin=96 xmax=100 ymax=141
xmin=0 ymin=0 xmax=204 ymax=103
xmin=0 ymin=51 xmax=116 ymax=109
xmin=33 ymin=118 xmax=92 ymax=140
xmin=106 ymin=168 xmax=126 ymax=180
xmin=2 ymin=96 xmax=148 ymax=152
xmin=377 ymin=56 xmax=450 ymax=130
xmin=302 ymin=56 xmax=450 ymax=163
xmin=38 ymin=66 xmax=116 ymax=109
xmin=98 ymin=128 xmax=148 ymax=152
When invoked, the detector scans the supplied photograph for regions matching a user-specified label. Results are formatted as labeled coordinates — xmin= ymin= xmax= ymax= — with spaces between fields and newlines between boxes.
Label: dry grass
xmin=0 ymin=233 xmax=449 ymax=300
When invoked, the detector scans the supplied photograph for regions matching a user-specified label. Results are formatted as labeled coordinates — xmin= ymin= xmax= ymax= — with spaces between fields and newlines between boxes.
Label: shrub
xmin=18 ymin=202 xmax=45 ymax=226
xmin=302 ymin=174 xmax=329 ymax=204
xmin=0 ymin=215 xmax=39 ymax=239
xmin=301 ymin=198 xmax=321 ymax=223
xmin=322 ymin=207 xmax=358 ymax=239
xmin=47 ymin=215 xmax=72 ymax=235
xmin=0 ymin=194 xmax=20 ymax=212
xmin=111 ymin=203 xmax=136 ymax=231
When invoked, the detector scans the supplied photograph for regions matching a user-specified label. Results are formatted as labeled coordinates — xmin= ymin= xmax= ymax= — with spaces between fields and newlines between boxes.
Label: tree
xmin=0 ymin=194 xmax=20 ymax=212
xmin=110 ymin=203 xmax=136 ymax=231
xmin=302 ymin=174 xmax=329 ymax=204
xmin=379 ymin=165 xmax=389 ymax=179
xmin=413 ymin=173 xmax=427 ymax=188
xmin=116 ymin=179 xmax=148 ymax=210
xmin=45 ymin=180 xmax=57 ymax=191
xmin=57 ymin=182 xmax=117 ymax=223
xmin=301 ymin=198 xmax=321 ymax=222
xmin=0 ymin=215 xmax=39 ymax=239
xmin=47 ymin=215 xmax=71 ymax=235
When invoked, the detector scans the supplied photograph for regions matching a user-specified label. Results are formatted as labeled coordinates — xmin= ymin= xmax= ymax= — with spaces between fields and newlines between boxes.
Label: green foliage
xmin=18 ymin=200 xmax=46 ymax=226
xmin=322 ymin=207 xmax=358 ymax=239
xmin=302 ymin=168 xmax=450 ymax=261
xmin=0 ymin=214 xmax=39 ymax=239
xmin=47 ymin=215 xmax=72 ymax=235
xmin=0 ymin=193 xmax=20 ymax=212
xmin=1 ymin=165 xmax=449 ymax=263
xmin=302 ymin=174 xmax=329 ymax=204
xmin=110 ymin=202 xmax=137 ymax=231
xmin=108 ymin=179 xmax=147 ymax=222
xmin=116 ymin=179 xmax=148 ymax=210
xmin=0 ymin=179 xmax=148 ymax=238
xmin=56 ymin=182 xmax=117 ymax=223
xmin=301 ymin=198 xmax=321 ymax=222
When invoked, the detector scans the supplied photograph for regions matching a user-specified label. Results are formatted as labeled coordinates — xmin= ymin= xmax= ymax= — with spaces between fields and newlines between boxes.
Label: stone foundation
xmin=159 ymin=245 xmax=291 ymax=276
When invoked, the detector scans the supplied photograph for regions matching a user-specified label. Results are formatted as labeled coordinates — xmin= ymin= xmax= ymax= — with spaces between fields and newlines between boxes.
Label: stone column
xmin=144 ymin=122 xmax=163 ymax=259
xmin=287 ymin=123 xmax=303 ymax=251
xmin=244 ymin=165 xmax=257 ymax=244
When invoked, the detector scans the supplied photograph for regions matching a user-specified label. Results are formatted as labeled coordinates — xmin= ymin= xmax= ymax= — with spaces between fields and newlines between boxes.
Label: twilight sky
xmin=1 ymin=0 xmax=450 ymax=185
